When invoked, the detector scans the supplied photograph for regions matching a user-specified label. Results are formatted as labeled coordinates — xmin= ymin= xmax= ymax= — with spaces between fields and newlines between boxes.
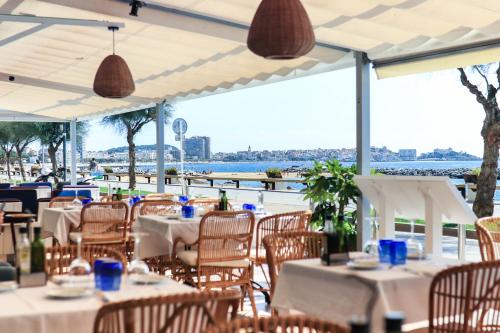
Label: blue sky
xmin=85 ymin=66 xmax=486 ymax=156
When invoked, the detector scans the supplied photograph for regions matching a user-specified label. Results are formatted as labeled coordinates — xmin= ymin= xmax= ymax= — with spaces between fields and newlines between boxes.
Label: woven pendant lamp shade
xmin=247 ymin=0 xmax=315 ymax=59
xmin=93 ymin=54 xmax=135 ymax=98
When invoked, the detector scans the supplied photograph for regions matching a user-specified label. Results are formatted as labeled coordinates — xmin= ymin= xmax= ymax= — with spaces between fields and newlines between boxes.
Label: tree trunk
xmin=15 ymin=145 xmax=26 ymax=181
xmin=48 ymin=144 xmax=57 ymax=173
xmin=127 ymin=131 xmax=136 ymax=190
xmin=473 ymin=133 xmax=500 ymax=217
xmin=5 ymin=151 xmax=11 ymax=181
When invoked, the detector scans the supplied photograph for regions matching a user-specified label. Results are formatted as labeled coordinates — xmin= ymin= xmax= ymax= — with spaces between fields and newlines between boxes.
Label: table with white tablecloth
xmin=271 ymin=258 xmax=459 ymax=333
xmin=136 ymin=213 xmax=267 ymax=259
xmin=0 ymin=279 xmax=195 ymax=333
xmin=40 ymin=207 xmax=82 ymax=244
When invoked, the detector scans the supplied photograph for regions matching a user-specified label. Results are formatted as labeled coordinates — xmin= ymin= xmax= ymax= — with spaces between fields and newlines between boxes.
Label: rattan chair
xmin=428 ymin=260 xmax=500 ymax=333
xmin=205 ymin=315 xmax=349 ymax=333
xmin=128 ymin=200 xmax=183 ymax=273
xmin=172 ymin=211 xmax=257 ymax=316
xmin=264 ymin=231 xmax=323 ymax=301
xmin=476 ymin=217 xmax=500 ymax=261
xmin=45 ymin=244 xmax=126 ymax=276
xmin=49 ymin=196 xmax=76 ymax=208
xmin=186 ymin=198 xmax=232 ymax=212
xmin=77 ymin=202 xmax=129 ymax=247
xmin=93 ymin=290 xmax=241 ymax=333
xmin=251 ymin=211 xmax=311 ymax=295
xmin=144 ymin=193 xmax=176 ymax=201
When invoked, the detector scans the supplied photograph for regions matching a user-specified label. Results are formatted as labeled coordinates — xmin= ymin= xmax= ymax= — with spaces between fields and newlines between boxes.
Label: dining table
xmin=0 ymin=278 xmax=195 ymax=333
xmin=39 ymin=207 xmax=82 ymax=245
xmin=136 ymin=212 xmax=269 ymax=259
xmin=271 ymin=257 xmax=461 ymax=333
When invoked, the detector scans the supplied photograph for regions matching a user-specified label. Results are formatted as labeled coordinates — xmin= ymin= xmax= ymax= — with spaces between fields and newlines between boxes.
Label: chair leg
xmin=247 ymin=280 xmax=258 ymax=317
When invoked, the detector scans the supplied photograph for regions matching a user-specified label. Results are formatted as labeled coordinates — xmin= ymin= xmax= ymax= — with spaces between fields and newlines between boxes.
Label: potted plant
xmin=165 ymin=167 xmax=178 ymax=176
xmin=463 ymin=167 xmax=480 ymax=184
xmin=266 ymin=167 xmax=285 ymax=190
xmin=302 ymin=159 xmax=359 ymax=251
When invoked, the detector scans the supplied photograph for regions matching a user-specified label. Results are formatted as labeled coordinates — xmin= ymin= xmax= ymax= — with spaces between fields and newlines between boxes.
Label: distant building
xmin=184 ymin=136 xmax=211 ymax=160
xmin=399 ymin=149 xmax=417 ymax=161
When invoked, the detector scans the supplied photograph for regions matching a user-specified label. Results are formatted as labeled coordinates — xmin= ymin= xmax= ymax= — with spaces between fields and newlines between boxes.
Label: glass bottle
xmin=17 ymin=227 xmax=31 ymax=275
xmin=30 ymin=227 xmax=45 ymax=273
xmin=363 ymin=217 xmax=379 ymax=258
xmin=350 ymin=316 xmax=369 ymax=333
xmin=257 ymin=191 xmax=264 ymax=213
xmin=321 ymin=213 xmax=335 ymax=266
xmin=218 ymin=190 xmax=228 ymax=211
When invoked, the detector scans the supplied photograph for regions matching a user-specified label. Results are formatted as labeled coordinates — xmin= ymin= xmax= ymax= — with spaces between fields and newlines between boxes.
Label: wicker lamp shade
xmin=93 ymin=54 xmax=135 ymax=98
xmin=247 ymin=0 xmax=315 ymax=59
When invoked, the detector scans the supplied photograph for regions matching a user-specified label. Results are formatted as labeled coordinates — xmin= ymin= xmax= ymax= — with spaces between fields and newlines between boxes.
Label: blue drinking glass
xmin=181 ymin=205 xmax=195 ymax=219
xmin=390 ymin=240 xmax=407 ymax=265
xmin=94 ymin=258 xmax=123 ymax=291
xmin=242 ymin=203 xmax=256 ymax=211
xmin=132 ymin=195 xmax=141 ymax=204
xmin=178 ymin=195 xmax=189 ymax=204
xmin=81 ymin=198 xmax=92 ymax=206
xmin=378 ymin=239 xmax=392 ymax=263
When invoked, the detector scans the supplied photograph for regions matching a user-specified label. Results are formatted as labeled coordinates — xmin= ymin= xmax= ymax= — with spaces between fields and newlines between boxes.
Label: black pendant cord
xmin=108 ymin=26 xmax=119 ymax=55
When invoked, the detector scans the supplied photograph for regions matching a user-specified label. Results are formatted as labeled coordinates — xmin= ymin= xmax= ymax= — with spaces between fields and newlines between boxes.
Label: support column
xmin=355 ymin=51 xmax=371 ymax=250
xmin=156 ymin=103 xmax=165 ymax=193
xmin=70 ymin=119 xmax=77 ymax=186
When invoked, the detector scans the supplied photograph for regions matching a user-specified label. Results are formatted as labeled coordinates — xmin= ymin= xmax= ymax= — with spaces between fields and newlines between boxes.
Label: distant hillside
xmin=106 ymin=144 xmax=179 ymax=153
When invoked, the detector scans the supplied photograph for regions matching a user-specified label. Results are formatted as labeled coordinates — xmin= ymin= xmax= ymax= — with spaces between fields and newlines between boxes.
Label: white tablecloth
xmin=271 ymin=258 xmax=458 ymax=333
xmin=40 ymin=208 xmax=82 ymax=244
xmin=137 ymin=216 xmax=202 ymax=258
xmin=136 ymin=213 xmax=266 ymax=259
xmin=0 ymin=279 xmax=195 ymax=333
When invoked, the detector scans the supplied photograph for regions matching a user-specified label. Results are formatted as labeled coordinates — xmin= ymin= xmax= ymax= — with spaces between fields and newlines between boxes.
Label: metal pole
xmin=458 ymin=224 xmax=466 ymax=261
xmin=70 ymin=119 xmax=77 ymax=185
xmin=355 ymin=51 xmax=371 ymax=250
xmin=62 ymin=124 xmax=67 ymax=182
xmin=155 ymin=103 xmax=165 ymax=193
xmin=179 ymin=123 xmax=186 ymax=195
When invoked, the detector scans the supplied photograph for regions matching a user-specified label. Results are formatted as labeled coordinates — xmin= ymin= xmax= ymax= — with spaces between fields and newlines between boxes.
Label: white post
xmin=70 ymin=119 xmax=77 ymax=185
xmin=156 ymin=103 xmax=165 ymax=193
xmin=355 ymin=51 xmax=371 ymax=250
xmin=179 ymin=123 xmax=186 ymax=195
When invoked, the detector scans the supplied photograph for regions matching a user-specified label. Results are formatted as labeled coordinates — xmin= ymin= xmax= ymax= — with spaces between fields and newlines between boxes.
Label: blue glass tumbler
xmin=94 ymin=258 xmax=123 ymax=291
xmin=242 ymin=203 xmax=256 ymax=211
xmin=390 ymin=240 xmax=407 ymax=265
xmin=378 ymin=239 xmax=392 ymax=263
xmin=81 ymin=198 xmax=92 ymax=206
xmin=181 ymin=205 xmax=195 ymax=219
xmin=178 ymin=195 xmax=189 ymax=204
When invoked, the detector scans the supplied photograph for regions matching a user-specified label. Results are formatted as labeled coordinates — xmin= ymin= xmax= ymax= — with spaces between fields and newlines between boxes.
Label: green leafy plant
xmin=266 ymin=168 xmax=283 ymax=178
xmin=302 ymin=159 xmax=359 ymax=232
xmin=103 ymin=167 xmax=113 ymax=173
xmin=165 ymin=167 xmax=178 ymax=175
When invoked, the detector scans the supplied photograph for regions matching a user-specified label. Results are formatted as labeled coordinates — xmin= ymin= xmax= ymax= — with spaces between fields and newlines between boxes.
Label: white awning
xmin=0 ymin=0 xmax=500 ymax=120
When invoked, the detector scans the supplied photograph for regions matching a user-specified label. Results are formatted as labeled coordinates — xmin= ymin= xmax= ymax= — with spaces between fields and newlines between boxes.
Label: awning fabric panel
xmin=0 ymin=0 xmax=500 ymax=120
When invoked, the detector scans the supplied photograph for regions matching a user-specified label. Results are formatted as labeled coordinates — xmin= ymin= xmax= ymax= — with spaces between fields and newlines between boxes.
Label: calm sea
xmin=135 ymin=160 xmax=491 ymax=194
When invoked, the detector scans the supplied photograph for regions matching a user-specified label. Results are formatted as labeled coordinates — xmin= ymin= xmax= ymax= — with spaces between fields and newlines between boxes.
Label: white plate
xmin=63 ymin=207 xmax=76 ymax=210
xmin=347 ymin=259 xmax=380 ymax=270
xmin=0 ymin=281 xmax=17 ymax=292
xmin=129 ymin=273 xmax=166 ymax=285
xmin=45 ymin=287 xmax=94 ymax=299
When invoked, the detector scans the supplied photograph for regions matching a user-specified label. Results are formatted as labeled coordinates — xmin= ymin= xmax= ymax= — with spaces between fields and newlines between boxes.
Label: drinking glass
xmin=68 ymin=232 xmax=91 ymax=287
xmin=181 ymin=205 xmax=195 ymax=219
xmin=178 ymin=195 xmax=189 ymax=204
xmin=378 ymin=239 xmax=392 ymax=263
xmin=95 ymin=258 xmax=122 ymax=291
xmin=363 ymin=217 xmax=379 ymax=258
xmin=406 ymin=219 xmax=424 ymax=259
xmin=390 ymin=240 xmax=407 ymax=265
xmin=127 ymin=230 xmax=149 ymax=276
xmin=71 ymin=196 xmax=82 ymax=208
xmin=242 ymin=203 xmax=256 ymax=211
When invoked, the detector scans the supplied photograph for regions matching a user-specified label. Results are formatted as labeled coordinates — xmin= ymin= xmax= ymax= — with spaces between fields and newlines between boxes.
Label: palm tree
xmin=11 ymin=123 xmax=38 ymax=180
xmin=102 ymin=104 xmax=173 ymax=189
xmin=0 ymin=123 xmax=15 ymax=180
xmin=36 ymin=122 xmax=88 ymax=173
xmin=458 ymin=64 xmax=500 ymax=217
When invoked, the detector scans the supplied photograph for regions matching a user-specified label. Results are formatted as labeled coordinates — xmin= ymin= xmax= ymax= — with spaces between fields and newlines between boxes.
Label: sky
xmin=84 ymin=66 xmax=487 ymax=156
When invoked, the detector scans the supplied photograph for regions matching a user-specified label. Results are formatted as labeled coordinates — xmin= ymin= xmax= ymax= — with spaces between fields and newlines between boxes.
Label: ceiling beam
xmin=0 ymin=14 xmax=124 ymax=28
